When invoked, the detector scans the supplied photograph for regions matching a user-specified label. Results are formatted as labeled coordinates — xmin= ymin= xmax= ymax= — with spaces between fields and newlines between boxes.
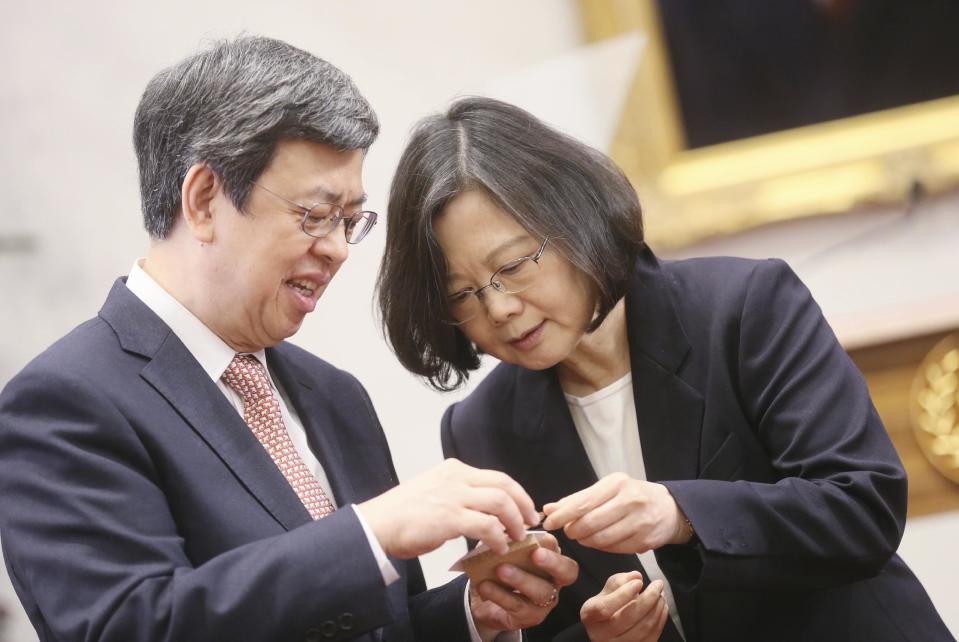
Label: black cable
xmin=797 ymin=178 xmax=927 ymax=270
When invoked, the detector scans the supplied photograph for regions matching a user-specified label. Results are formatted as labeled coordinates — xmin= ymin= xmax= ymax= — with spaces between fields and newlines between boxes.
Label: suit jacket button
xmin=304 ymin=628 xmax=323 ymax=642
xmin=338 ymin=613 xmax=354 ymax=630
xmin=320 ymin=620 xmax=338 ymax=638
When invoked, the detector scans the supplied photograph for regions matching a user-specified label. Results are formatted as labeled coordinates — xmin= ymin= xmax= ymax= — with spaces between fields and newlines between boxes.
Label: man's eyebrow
xmin=304 ymin=186 xmax=368 ymax=208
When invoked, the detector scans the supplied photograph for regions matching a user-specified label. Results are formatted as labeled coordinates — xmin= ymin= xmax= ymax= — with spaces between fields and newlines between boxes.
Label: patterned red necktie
xmin=221 ymin=354 xmax=334 ymax=520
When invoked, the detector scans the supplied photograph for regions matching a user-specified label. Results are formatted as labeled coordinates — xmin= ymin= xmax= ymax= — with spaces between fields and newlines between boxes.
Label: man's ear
xmin=180 ymin=163 xmax=220 ymax=243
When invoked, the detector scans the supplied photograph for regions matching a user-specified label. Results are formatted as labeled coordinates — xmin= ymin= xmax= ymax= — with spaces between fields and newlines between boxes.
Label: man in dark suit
xmin=0 ymin=36 xmax=576 ymax=642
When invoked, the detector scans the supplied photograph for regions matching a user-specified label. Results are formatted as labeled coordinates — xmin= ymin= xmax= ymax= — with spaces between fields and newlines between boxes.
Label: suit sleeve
xmin=661 ymin=259 xmax=907 ymax=592
xmin=0 ymin=367 xmax=397 ymax=642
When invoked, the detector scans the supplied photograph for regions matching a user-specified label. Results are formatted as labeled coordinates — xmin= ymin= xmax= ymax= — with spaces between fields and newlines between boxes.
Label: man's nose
xmin=310 ymin=222 xmax=350 ymax=266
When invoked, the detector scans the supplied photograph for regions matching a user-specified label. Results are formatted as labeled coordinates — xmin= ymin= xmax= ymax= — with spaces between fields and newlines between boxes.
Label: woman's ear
xmin=180 ymin=163 xmax=219 ymax=244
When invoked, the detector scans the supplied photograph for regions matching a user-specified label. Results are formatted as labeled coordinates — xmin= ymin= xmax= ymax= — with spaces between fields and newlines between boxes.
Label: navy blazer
xmin=442 ymin=249 xmax=951 ymax=642
xmin=0 ymin=280 xmax=469 ymax=642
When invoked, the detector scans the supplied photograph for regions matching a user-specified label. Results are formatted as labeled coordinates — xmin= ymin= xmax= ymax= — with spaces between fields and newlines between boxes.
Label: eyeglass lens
xmin=302 ymin=203 xmax=377 ymax=244
xmin=448 ymin=257 xmax=540 ymax=323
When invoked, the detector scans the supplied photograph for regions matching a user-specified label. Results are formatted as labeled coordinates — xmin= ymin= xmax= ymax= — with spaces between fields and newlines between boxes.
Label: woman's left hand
xmin=470 ymin=532 xmax=579 ymax=640
xmin=541 ymin=473 xmax=691 ymax=554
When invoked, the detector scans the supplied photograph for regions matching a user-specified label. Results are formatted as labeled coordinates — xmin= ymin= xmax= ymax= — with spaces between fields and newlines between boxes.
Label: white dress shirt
xmin=126 ymin=260 xmax=504 ymax=641
xmin=566 ymin=373 xmax=686 ymax=639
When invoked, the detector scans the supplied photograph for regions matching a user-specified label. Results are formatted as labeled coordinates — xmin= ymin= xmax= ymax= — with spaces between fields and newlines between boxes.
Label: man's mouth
xmin=286 ymin=278 xmax=318 ymax=297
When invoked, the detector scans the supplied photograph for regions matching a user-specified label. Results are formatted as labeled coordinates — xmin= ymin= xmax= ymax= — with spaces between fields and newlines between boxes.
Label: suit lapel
xmin=266 ymin=349 xmax=359 ymax=507
xmin=625 ymin=250 xmax=704 ymax=641
xmin=626 ymin=249 xmax=704 ymax=482
xmin=510 ymin=366 xmax=597 ymax=504
xmin=100 ymin=280 xmax=312 ymax=531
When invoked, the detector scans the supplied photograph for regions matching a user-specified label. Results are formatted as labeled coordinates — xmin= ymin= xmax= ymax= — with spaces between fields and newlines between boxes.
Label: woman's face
xmin=434 ymin=189 xmax=595 ymax=371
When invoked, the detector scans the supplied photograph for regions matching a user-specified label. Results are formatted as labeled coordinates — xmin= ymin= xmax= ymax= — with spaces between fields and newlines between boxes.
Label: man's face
xmin=204 ymin=139 xmax=365 ymax=352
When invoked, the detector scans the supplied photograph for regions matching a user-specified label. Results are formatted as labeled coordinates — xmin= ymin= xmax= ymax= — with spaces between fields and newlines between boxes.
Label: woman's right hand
xmin=542 ymin=473 xmax=691 ymax=554
xmin=581 ymin=571 xmax=668 ymax=641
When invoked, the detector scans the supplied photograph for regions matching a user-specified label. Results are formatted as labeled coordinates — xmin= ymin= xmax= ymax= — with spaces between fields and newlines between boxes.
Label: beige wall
xmin=1 ymin=2 xmax=956 ymax=640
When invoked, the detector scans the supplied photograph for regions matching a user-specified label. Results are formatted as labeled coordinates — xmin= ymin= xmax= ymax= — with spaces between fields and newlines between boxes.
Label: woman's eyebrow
xmin=483 ymin=235 xmax=531 ymax=265
xmin=446 ymin=235 xmax=532 ymax=284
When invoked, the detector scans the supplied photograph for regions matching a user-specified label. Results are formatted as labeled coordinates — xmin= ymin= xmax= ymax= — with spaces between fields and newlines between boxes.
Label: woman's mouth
xmin=509 ymin=321 xmax=545 ymax=351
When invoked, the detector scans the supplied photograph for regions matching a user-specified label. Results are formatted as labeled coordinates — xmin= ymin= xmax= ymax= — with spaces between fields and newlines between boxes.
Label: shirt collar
xmin=125 ymin=259 xmax=268 ymax=381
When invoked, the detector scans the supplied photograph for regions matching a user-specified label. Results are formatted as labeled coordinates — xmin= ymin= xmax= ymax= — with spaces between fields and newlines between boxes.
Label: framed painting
xmin=580 ymin=0 xmax=959 ymax=248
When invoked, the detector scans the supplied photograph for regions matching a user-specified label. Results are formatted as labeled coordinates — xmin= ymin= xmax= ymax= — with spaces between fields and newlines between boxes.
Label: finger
xmin=461 ymin=486 xmax=529 ymax=543
xmin=542 ymin=486 xmax=609 ymax=531
xmin=635 ymin=579 xmax=665 ymax=613
xmin=542 ymin=475 xmax=623 ymax=531
xmin=494 ymin=563 xmax=557 ymax=607
xmin=581 ymin=578 xmax=643 ymax=624
xmin=605 ymin=581 xmax=665 ymax=640
xmin=602 ymin=571 xmax=643 ymax=594
xmin=577 ymin=517 xmax=650 ymax=553
xmin=562 ymin=497 xmax=631 ymax=542
xmin=609 ymin=597 xmax=668 ymax=642
xmin=530 ymin=546 xmax=579 ymax=587
xmin=636 ymin=594 xmax=670 ymax=641
xmin=476 ymin=579 xmax=528 ymax=614
xmin=462 ymin=464 xmax=539 ymax=526
xmin=536 ymin=532 xmax=561 ymax=553
xmin=604 ymin=601 xmax=646 ymax=639
xmin=653 ymin=595 xmax=669 ymax=636
xmin=458 ymin=510 xmax=511 ymax=555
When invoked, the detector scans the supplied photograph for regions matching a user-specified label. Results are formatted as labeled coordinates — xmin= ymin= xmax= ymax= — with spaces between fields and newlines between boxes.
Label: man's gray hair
xmin=133 ymin=35 xmax=379 ymax=239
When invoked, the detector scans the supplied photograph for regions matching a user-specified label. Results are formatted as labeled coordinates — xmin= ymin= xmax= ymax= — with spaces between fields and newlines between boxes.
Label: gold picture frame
xmin=580 ymin=0 xmax=959 ymax=249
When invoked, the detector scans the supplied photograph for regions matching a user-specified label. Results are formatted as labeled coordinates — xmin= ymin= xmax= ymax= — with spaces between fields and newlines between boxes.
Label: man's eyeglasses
xmin=251 ymin=182 xmax=378 ymax=244
xmin=446 ymin=237 xmax=550 ymax=325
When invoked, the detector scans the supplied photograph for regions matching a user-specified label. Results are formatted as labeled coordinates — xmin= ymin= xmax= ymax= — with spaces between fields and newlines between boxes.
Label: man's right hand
xmin=358 ymin=458 xmax=539 ymax=559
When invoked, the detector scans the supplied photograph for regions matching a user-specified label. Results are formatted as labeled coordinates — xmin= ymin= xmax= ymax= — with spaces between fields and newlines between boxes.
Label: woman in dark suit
xmin=376 ymin=96 xmax=951 ymax=642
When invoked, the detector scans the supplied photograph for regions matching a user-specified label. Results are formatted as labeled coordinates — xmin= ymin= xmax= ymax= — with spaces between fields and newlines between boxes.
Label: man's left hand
xmin=470 ymin=533 xmax=578 ymax=641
